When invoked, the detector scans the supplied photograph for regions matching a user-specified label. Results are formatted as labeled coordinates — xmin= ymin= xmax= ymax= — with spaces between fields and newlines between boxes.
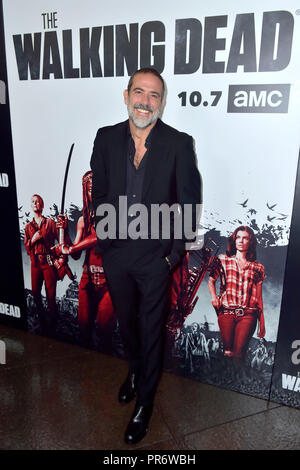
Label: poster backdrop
xmin=2 ymin=0 xmax=300 ymax=404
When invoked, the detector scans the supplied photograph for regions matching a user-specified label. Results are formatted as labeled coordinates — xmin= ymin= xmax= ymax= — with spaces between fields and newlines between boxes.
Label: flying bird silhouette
xmin=238 ymin=199 xmax=248 ymax=207
xmin=267 ymin=203 xmax=277 ymax=210
xmin=248 ymin=208 xmax=257 ymax=215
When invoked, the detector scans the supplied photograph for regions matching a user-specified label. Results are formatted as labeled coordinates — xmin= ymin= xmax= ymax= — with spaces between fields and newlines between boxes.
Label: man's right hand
xmin=31 ymin=231 xmax=42 ymax=244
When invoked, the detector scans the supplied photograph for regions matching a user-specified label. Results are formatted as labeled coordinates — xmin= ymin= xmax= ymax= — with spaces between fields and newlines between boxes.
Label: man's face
xmin=31 ymin=195 xmax=43 ymax=213
xmin=124 ymin=73 xmax=164 ymax=129
xmin=235 ymin=230 xmax=250 ymax=253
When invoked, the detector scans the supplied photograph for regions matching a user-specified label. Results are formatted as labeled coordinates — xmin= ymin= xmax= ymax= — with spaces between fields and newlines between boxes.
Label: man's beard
xmin=127 ymin=103 xmax=161 ymax=129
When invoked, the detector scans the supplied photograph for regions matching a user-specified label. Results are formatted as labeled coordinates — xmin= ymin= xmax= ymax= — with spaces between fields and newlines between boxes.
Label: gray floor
xmin=0 ymin=324 xmax=300 ymax=451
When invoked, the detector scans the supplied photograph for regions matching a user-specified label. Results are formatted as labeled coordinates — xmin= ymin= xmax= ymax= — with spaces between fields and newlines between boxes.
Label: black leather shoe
xmin=124 ymin=403 xmax=153 ymax=444
xmin=118 ymin=373 xmax=138 ymax=404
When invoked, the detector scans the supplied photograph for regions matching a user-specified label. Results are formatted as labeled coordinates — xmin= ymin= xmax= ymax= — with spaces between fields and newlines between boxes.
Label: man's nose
xmin=140 ymin=93 xmax=150 ymax=106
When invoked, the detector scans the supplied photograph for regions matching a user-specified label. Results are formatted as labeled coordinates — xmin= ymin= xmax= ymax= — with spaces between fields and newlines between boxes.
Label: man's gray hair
xmin=127 ymin=67 xmax=165 ymax=100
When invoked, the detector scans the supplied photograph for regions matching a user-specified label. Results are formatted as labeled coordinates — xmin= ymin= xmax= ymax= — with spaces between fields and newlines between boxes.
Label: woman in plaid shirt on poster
xmin=208 ymin=226 xmax=266 ymax=363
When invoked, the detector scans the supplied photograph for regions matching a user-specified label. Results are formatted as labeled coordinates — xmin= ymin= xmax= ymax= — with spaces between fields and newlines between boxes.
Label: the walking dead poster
xmin=1 ymin=0 xmax=300 ymax=407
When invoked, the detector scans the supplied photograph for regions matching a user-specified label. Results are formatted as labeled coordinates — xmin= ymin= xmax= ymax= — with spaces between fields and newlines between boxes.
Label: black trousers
xmin=102 ymin=239 xmax=171 ymax=406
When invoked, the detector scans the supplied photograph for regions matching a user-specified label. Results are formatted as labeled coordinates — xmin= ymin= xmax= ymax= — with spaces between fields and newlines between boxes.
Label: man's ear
xmin=123 ymin=89 xmax=128 ymax=104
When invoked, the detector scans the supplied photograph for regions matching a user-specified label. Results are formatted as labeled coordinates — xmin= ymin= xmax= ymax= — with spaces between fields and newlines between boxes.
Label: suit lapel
xmin=113 ymin=121 xmax=128 ymax=195
xmin=142 ymin=120 xmax=167 ymax=200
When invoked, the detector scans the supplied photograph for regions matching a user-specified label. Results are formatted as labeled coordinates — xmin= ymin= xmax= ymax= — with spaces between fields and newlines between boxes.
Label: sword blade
xmin=61 ymin=143 xmax=75 ymax=215
xmin=59 ymin=143 xmax=75 ymax=244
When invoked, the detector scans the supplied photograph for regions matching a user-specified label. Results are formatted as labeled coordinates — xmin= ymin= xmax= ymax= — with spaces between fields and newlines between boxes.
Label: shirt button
xmin=132 ymin=194 xmax=136 ymax=198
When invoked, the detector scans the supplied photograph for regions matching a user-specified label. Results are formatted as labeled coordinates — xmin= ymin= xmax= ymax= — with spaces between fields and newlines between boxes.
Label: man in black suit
xmin=90 ymin=67 xmax=201 ymax=444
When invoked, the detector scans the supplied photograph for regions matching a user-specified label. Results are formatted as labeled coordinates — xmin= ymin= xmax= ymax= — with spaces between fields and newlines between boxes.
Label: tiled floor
xmin=0 ymin=324 xmax=300 ymax=451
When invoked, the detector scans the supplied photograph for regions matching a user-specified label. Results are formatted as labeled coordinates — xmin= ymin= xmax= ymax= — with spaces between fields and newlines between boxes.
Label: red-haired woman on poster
xmin=57 ymin=171 xmax=115 ymax=348
xmin=208 ymin=226 xmax=266 ymax=363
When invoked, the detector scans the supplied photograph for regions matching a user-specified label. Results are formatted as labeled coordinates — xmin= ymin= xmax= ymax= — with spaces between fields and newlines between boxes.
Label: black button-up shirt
xmin=119 ymin=124 xmax=154 ymax=239
xmin=126 ymin=130 xmax=150 ymax=209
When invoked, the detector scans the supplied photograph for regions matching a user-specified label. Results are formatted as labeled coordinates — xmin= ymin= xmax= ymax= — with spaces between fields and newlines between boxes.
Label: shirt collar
xmin=32 ymin=216 xmax=46 ymax=228
xmin=126 ymin=119 xmax=157 ymax=148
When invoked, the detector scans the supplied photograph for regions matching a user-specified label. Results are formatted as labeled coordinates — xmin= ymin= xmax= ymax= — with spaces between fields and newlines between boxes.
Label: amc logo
xmin=227 ymin=84 xmax=290 ymax=113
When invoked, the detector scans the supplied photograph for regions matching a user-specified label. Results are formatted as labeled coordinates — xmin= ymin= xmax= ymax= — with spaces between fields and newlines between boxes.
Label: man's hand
xmin=31 ymin=231 xmax=42 ymax=244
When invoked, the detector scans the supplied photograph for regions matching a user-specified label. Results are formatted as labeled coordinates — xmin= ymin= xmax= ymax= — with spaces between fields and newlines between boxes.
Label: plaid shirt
xmin=209 ymin=254 xmax=266 ymax=309
xmin=24 ymin=217 xmax=58 ymax=258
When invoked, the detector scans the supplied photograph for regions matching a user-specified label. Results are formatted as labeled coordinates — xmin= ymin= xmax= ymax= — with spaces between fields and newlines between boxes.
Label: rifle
xmin=166 ymin=238 xmax=219 ymax=334
xmin=183 ymin=238 xmax=219 ymax=318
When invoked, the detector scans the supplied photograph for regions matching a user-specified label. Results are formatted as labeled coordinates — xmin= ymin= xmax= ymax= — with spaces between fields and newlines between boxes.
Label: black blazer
xmin=90 ymin=118 xmax=201 ymax=268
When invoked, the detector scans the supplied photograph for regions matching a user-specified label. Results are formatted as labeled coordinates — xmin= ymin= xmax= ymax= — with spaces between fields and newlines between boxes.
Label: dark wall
xmin=270 ymin=152 xmax=300 ymax=407
xmin=0 ymin=0 xmax=26 ymax=329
